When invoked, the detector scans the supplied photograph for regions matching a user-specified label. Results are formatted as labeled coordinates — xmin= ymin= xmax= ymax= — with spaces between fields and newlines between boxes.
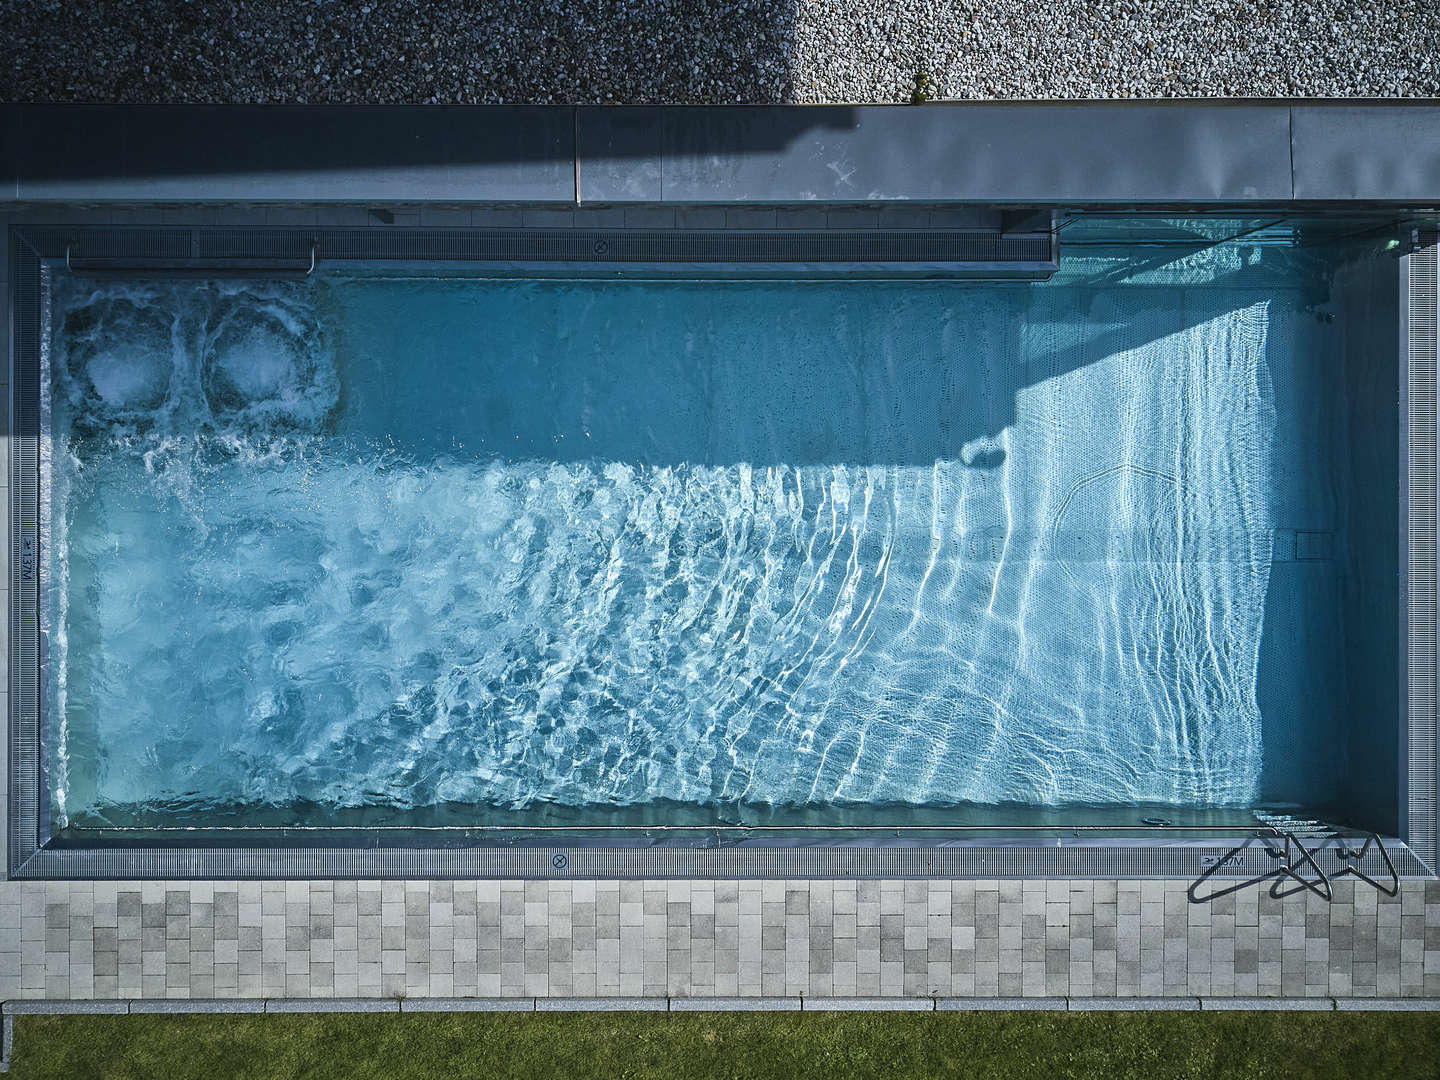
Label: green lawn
xmin=6 ymin=1010 xmax=1439 ymax=1080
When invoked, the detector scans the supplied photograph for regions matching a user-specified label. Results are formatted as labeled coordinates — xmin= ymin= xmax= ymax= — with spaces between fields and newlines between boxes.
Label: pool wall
xmin=4 ymin=102 xmax=1440 ymax=883
xmin=1335 ymin=250 xmax=1404 ymax=837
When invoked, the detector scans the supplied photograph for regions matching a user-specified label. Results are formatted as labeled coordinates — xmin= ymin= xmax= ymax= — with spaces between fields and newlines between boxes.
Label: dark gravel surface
xmin=3 ymin=0 xmax=1439 ymax=103
xmin=1 ymin=0 xmax=797 ymax=103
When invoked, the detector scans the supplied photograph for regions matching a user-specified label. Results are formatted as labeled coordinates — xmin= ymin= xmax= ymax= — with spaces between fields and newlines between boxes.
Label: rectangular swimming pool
xmin=35 ymin=233 xmax=1403 ymax=842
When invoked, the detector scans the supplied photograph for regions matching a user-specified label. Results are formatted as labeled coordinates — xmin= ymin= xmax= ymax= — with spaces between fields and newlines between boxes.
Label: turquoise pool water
xmin=46 ymin=248 xmax=1350 ymax=829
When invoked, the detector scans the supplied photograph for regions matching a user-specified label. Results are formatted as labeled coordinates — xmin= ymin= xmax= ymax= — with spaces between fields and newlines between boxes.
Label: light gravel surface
xmin=2 ymin=0 xmax=1439 ymax=103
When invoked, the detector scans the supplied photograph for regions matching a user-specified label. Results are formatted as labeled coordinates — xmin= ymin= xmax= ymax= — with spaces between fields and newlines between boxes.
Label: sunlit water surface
xmin=47 ymin=262 xmax=1287 ymax=826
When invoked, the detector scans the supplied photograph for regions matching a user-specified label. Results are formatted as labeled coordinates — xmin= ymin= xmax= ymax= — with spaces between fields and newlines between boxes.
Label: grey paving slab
xmin=11 ymin=106 xmax=576 ymax=203
xmin=2 ymin=877 xmax=1437 ymax=1005
xmin=1292 ymin=105 xmax=1440 ymax=202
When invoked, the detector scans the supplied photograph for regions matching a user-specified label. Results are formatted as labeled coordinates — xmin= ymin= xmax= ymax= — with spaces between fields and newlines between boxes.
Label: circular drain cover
xmin=552 ymin=852 xmax=569 ymax=870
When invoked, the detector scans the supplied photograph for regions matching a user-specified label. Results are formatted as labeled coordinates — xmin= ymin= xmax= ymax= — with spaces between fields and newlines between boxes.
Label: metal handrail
xmin=61 ymin=242 xmax=318 ymax=279
xmin=1189 ymin=829 xmax=1404 ymax=904
xmin=1266 ymin=832 xmax=1334 ymax=901
xmin=1188 ymin=831 xmax=1332 ymax=904
xmin=1336 ymin=833 xmax=1400 ymax=897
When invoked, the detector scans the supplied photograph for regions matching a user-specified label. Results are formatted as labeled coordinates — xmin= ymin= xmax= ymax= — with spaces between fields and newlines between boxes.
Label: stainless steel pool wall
xmin=1328 ymin=242 xmax=1405 ymax=840
xmin=1405 ymin=236 xmax=1440 ymax=869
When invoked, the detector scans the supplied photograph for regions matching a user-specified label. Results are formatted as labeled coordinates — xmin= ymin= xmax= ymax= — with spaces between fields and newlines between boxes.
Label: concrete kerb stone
xmin=2 ymin=996 xmax=1438 ymax=1027
xmin=937 ymin=998 xmax=1068 ymax=1011
xmin=803 ymin=997 xmax=935 ymax=1011
xmin=1 ymin=1015 xmax=11 ymax=1075
xmin=401 ymin=998 xmax=537 ymax=1012
xmin=1 ymin=1001 xmax=129 ymax=1015
xmin=265 ymin=999 xmax=400 ymax=1013
xmin=1068 ymin=998 xmax=1201 ymax=1011
xmin=1197 ymin=998 xmax=1336 ymax=1011
xmin=669 ymin=998 xmax=802 ymax=1011
xmin=1334 ymin=998 xmax=1440 ymax=1011
xmin=129 ymin=1000 xmax=265 ymax=1014
xmin=536 ymin=998 xmax=665 ymax=1012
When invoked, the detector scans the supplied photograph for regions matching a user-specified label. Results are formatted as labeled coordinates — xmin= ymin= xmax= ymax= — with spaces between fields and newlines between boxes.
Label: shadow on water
xmin=328 ymin=244 xmax=1310 ymax=469
xmin=47 ymin=225 xmax=1389 ymax=825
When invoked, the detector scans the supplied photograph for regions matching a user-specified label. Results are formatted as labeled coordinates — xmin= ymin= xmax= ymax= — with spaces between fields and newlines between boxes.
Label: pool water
xmin=46 ymin=246 xmax=1350 ymax=829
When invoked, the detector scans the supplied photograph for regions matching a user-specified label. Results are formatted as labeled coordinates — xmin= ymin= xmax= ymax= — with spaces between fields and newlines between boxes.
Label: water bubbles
xmin=53 ymin=279 xmax=337 ymax=448
xmin=202 ymin=298 xmax=336 ymax=433
xmin=86 ymin=343 xmax=171 ymax=412
xmin=59 ymin=296 xmax=174 ymax=431
xmin=209 ymin=324 xmax=297 ymax=401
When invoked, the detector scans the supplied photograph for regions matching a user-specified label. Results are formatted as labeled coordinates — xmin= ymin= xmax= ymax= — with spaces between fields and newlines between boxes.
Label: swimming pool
xmin=38 ymin=237 xmax=1401 ymax=836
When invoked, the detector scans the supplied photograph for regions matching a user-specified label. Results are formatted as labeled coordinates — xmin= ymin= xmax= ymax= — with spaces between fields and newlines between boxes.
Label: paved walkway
xmin=2 ymin=878 xmax=1436 ymax=1003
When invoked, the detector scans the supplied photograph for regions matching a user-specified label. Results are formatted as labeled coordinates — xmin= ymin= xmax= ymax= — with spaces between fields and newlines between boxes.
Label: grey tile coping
xmin=401 ymin=999 xmax=536 ymax=1013
xmin=669 ymin=998 xmax=803 ymax=1011
xmin=1197 ymin=998 xmax=1336 ymax=1011
xmin=264 ymin=999 xmax=400 ymax=1013
xmin=803 ymin=997 xmax=935 ymax=1011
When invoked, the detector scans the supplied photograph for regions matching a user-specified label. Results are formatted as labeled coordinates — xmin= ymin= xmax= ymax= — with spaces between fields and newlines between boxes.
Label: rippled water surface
xmin=48 ymin=261 xmax=1297 ymax=827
